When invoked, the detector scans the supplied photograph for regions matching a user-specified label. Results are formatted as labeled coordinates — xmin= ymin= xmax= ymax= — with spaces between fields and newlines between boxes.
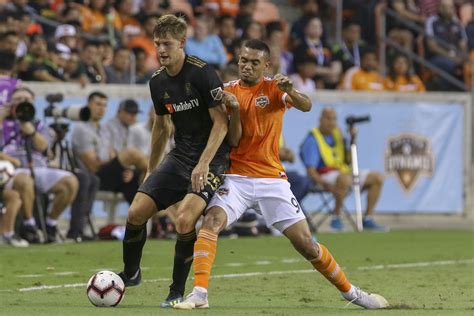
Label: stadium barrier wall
xmin=26 ymin=83 xmax=472 ymax=215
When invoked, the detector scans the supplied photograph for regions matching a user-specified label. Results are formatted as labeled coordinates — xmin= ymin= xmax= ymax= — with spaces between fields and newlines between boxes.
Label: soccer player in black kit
xmin=118 ymin=14 xmax=232 ymax=307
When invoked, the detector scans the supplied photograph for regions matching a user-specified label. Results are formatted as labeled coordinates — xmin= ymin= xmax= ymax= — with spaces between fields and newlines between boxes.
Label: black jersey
xmin=149 ymin=55 xmax=230 ymax=165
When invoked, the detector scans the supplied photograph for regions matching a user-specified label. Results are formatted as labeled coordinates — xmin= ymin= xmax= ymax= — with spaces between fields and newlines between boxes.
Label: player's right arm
xmin=146 ymin=114 xmax=172 ymax=179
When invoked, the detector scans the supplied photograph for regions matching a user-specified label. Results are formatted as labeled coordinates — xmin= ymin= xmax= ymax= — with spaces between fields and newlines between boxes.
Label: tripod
xmin=50 ymin=123 xmax=97 ymax=239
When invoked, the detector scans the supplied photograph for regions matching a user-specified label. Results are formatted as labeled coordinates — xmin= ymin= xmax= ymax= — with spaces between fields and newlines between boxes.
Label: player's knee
xmin=202 ymin=208 xmax=227 ymax=233
xmin=127 ymin=205 xmax=148 ymax=225
xmin=175 ymin=213 xmax=196 ymax=233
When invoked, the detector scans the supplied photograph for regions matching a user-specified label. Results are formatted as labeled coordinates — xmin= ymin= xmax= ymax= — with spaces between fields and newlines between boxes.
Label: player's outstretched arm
xmin=146 ymin=114 xmax=172 ymax=180
xmin=191 ymin=105 xmax=228 ymax=192
xmin=222 ymin=90 xmax=241 ymax=147
xmin=274 ymin=73 xmax=312 ymax=112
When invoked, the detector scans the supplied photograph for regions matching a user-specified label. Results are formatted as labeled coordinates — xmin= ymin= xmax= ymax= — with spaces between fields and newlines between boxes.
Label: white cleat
xmin=173 ymin=287 xmax=209 ymax=310
xmin=342 ymin=286 xmax=389 ymax=309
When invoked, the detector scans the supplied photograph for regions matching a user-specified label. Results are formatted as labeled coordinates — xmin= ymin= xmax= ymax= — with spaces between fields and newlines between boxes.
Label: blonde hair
xmin=153 ymin=14 xmax=187 ymax=41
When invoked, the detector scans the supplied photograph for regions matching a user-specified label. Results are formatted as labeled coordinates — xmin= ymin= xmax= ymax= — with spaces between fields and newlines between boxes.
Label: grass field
xmin=1 ymin=230 xmax=473 ymax=315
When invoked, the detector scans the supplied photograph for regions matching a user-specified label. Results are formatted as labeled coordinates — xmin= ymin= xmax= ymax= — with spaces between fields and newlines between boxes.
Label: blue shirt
xmin=185 ymin=35 xmax=228 ymax=68
xmin=300 ymin=132 xmax=348 ymax=170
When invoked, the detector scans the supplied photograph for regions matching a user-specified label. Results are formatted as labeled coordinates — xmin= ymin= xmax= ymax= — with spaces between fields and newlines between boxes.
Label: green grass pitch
xmin=1 ymin=230 xmax=473 ymax=315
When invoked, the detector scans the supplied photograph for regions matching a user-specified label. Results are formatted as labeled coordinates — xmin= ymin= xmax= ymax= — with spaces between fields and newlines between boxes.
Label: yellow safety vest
xmin=311 ymin=128 xmax=351 ymax=173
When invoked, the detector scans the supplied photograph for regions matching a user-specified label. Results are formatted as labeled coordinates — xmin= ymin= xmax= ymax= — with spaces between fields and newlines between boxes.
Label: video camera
xmin=345 ymin=115 xmax=370 ymax=127
xmin=44 ymin=93 xmax=91 ymax=122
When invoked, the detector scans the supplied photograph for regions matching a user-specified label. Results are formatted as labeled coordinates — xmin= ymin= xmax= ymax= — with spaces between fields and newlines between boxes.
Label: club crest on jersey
xmin=210 ymin=87 xmax=223 ymax=101
xmin=165 ymin=103 xmax=175 ymax=113
xmin=255 ymin=95 xmax=270 ymax=108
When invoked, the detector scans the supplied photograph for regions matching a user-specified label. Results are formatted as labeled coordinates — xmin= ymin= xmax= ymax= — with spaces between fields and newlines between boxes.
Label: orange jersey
xmin=383 ymin=75 xmax=425 ymax=92
xmin=341 ymin=67 xmax=385 ymax=91
xmin=225 ymin=78 xmax=292 ymax=178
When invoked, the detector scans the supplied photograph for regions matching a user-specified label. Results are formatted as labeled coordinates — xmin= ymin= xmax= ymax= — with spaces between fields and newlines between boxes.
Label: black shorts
xmin=138 ymin=154 xmax=227 ymax=210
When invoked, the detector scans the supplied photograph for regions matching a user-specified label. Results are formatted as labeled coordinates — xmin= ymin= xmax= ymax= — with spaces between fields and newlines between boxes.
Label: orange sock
xmin=310 ymin=243 xmax=351 ymax=293
xmin=193 ymin=229 xmax=218 ymax=289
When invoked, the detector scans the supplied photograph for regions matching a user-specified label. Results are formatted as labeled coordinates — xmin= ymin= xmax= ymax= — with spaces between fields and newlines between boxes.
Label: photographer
xmin=71 ymin=92 xmax=147 ymax=205
xmin=287 ymin=107 xmax=386 ymax=231
xmin=2 ymin=87 xmax=79 ymax=243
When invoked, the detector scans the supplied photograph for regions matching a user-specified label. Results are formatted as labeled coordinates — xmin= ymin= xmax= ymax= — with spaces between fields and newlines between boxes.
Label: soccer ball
xmin=0 ymin=160 xmax=15 ymax=186
xmin=86 ymin=271 xmax=125 ymax=307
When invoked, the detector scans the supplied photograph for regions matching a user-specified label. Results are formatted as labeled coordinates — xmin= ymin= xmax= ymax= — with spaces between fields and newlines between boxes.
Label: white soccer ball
xmin=86 ymin=271 xmax=125 ymax=307
xmin=0 ymin=160 xmax=15 ymax=186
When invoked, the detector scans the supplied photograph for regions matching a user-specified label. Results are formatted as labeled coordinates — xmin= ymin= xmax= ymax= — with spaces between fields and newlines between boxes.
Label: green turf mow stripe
xmin=12 ymin=258 xmax=474 ymax=293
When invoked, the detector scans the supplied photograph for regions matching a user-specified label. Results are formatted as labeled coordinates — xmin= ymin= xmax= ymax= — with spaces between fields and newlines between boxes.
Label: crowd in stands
xmin=0 ymin=0 xmax=471 ymax=91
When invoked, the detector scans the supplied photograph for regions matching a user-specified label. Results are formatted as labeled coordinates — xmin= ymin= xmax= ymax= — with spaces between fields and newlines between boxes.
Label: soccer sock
xmin=193 ymin=229 xmax=218 ymax=289
xmin=122 ymin=221 xmax=147 ymax=277
xmin=310 ymin=243 xmax=351 ymax=293
xmin=170 ymin=230 xmax=197 ymax=295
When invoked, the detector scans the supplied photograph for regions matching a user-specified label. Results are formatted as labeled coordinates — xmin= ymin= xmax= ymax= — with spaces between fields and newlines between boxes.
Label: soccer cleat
xmin=362 ymin=218 xmax=389 ymax=231
xmin=19 ymin=224 xmax=41 ymax=244
xmin=173 ymin=287 xmax=209 ymax=310
xmin=45 ymin=224 xmax=58 ymax=243
xmin=160 ymin=290 xmax=183 ymax=308
xmin=342 ymin=286 xmax=389 ymax=309
xmin=330 ymin=217 xmax=344 ymax=231
xmin=2 ymin=235 xmax=29 ymax=247
xmin=118 ymin=269 xmax=141 ymax=287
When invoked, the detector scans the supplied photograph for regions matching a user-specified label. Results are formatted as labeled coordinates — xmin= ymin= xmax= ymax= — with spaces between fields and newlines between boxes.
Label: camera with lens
xmin=44 ymin=93 xmax=91 ymax=122
xmin=13 ymin=101 xmax=36 ymax=122
xmin=346 ymin=115 xmax=370 ymax=127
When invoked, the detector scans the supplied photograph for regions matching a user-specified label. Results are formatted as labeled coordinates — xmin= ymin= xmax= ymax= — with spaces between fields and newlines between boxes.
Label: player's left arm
xmin=274 ymin=73 xmax=312 ymax=112
xmin=192 ymin=105 xmax=228 ymax=192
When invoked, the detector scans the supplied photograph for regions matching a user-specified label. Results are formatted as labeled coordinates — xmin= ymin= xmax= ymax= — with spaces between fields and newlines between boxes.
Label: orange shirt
xmin=383 ymin=75 xmax=425 ymax=92
xmin=341 ymin=67 xmax=385 ymax=91
xmin=80 ymin=6 xmax=122 ymax=34
xmin=226 ymin=78 xmax=292 ymax=179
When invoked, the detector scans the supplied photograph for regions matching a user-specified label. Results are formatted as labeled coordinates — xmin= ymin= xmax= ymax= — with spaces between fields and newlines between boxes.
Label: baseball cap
xmin=54 ymin=24 xmax=76 ymax=39
xmin=119 ymin=99 xmax=141 ymax=114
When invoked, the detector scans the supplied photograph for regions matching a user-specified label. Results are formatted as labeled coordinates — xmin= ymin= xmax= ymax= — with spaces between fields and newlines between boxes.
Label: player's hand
xmin=122 ymin=169 xmax=134 ymax=183
xmin=192 ymin=161 xmax=209 ymax=193
xmin=222 ymin=91 xmax=239 ymax=110
xmin=274 ymin=73 xmax=293 ymax=93
xmin=19 ymin=122 xmax=36 ymax=136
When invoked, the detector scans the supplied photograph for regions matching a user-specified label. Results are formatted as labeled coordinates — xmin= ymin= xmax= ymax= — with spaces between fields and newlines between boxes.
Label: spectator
xmin=116 ymin=0 xmax=141 ymax=36
xmin=5 ymin=10 xmax=30 ymax=58
xmin=105 ymin=47 xmax=132 ymax=84
xmin=293 ymin=16 xmax=341 ymax=89
xmin=0 ymin=31 xmax=20 ymax=56
xmin=220 ymin=63 xmax=240 ymax=82
xmin=217 ymin=15 xmax=237 ymax=61
xmin=127 ymin=14 xmax=160 ymax=72
xmin=185 ymin=15 xmax=228 ymax=69
xmin=4 ymin=0 xmax=36 ymax=15
xmin=71 ymin=92 xmax=147 ymax=205
xmin=387 ymin=0 xmax=425 ymax=51
xmin=340 ymin=47 xmax=384 ymax=91
xmin=0 ymin=49 xmax=21 ymax=106
xmin=288 ymin=107 xmax=386 ymax=231
xmin=78 ymin=41 xmax=106 ymax=84
xmin=18 ymin=34 xmax=64 ymax=82
xmin=3 ymin=87 xmax=79 ymax=243
xmin=384 ymin=54 xmax=425 ymax=92
xmin=235 ymin=0 xmax=257 ymax=32
xmin=266 ymin=21 xmax=293 ymax=75
xmin=54 ymin=24 xmax=78 ymax=51
xmin=133 ymin=48 xmax=154 ymax=84
xmin=332 ymin=19 xmax=366 ymax=73
xmin=418 ymin=0 xmax=440 ymax=17
xmin=80 ymin=0 xmax=122 ymax=35
xmin=290 ymin=0 xmax=319 ymax=47
xmin=63 ymin=51 xmax=88 ymax=86
xmin=289 ymin=56 xmax=317 ymax=93
xmin=241 ymin=20 xmax=265 ymax=41
xmin=425 ymin=0 xmax=468 ymax=90
xmin=465 ymin=9 xmax=474 ymax=51
xmin=203 ymin=0 xmax=240 ymax=17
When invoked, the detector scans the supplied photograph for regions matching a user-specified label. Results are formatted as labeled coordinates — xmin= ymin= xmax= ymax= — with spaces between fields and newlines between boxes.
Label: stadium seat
xmin=95 ymin=191 xmax=126 ymax=224
xmin=302 ymin=185 xmax=358 ymax=232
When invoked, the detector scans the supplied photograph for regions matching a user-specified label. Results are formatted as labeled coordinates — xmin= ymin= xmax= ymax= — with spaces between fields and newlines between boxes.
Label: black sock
xmin=122 ymin=221 xmax=147 ymax=277
xmin=169 ymin=230 xmax=196 ymax=295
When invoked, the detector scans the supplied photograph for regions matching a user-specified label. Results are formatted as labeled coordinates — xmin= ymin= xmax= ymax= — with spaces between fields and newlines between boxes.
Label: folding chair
xmin=302 ymin=185 xmax=358 ymax=232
